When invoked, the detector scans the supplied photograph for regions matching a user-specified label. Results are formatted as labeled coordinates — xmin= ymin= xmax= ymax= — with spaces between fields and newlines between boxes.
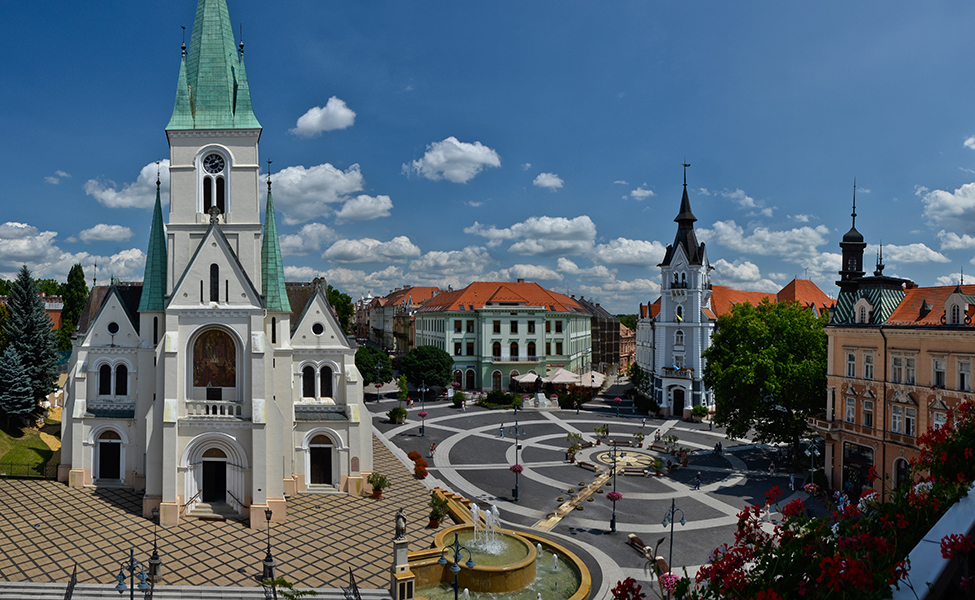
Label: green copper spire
xmin=166 ymin=0 xmax=261 ymax=130
xmin=139 ymin=169 xmax=168 ymax=312
xmin=261 ymin=174 xmax=291 ymax=313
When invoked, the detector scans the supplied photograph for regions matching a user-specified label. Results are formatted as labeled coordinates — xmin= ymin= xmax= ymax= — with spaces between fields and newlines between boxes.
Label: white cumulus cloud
xmin=921 ymin=182 xmax=975 ymax=234
xmin=324 ymin=236 xmax=421 ymax=264
xmin=84 ymin=160 xmax=171 ymax=209
xmin=866 ymin=243 xmax=949 ymax=264
xmin=45 ymin=170 xmax=70 ymax=185
xmin=404 ymin=137 xmax=501 ymax=183
xmin=937 ymin=230 xmax=975 ymax=251
xmin=270 ymin=163 xmax=365 ymax=225
xmin=722 ymin=188 xmax=775 ymax=217
xmin=464 ymin=216 xmax=596 ymax=256
xmin=334 ymin=194 xmax=393 ymax=224
xmin=966 ymin=137 xmax=975 ymax=150
xmin=78 ymin=224 xmax=134 ymax=244
xmin=289 ymin=97 xmax=356 ymax=138
xmin=591 ymin=238 xmax=666 ymax=267
xmin=697 ymin=220 xmax=830 ymax=261
xmin=629 ymin=185 xmax=654 ymax=200
xmin=279 ymin=223 xmax=337 ymax=256
xmin=533 ymin=172 xmax=563 ymax=190
xmin=556 ymin=258 xmax=615 ymax=281
xmin=409 ymin=246 xmax=493 ymax=276
xmin=499 ymin=264 xmax=563 ymax=281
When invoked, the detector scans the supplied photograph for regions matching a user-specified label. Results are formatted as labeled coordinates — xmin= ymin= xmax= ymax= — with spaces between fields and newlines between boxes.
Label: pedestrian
xmin=408 ymin=397 xmax=413 ymax=408
xmin=769 ymin=461 xmax=775 ymax=474
xmin=574 ymin=401 xmax=579 ymax=415
xmin=462 ymin=400 xmax=466 ymax=412
xmin=654 ymin=430 xmax=661 ymax=443
xmin=429 ymin=443 xmax=436 ymax=458
xmin=717 ymin=442 xmax=722 ymax=455
xmin=714 ymin=442 xmax=720 ymax=455
xmin=694 ymin=471 xmax=702 ymax=490
xmin=709 ymin=420 xmax=712 ymax=431
xmin=790 ymin=474 xmax=795 ymax=492
xmin=500 ymin=423 xmax=505 ymax=438
xmin=642 ymin=417 xmax=646 ymax=429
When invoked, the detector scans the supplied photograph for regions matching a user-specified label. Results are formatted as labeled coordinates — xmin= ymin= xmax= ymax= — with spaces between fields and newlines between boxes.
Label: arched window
xmin=951 ymin=304 xmax=961 ymax=325
xmin=510 ymin=342 xmax=519 ymax=359
xmin=675 ymin=330 xmax=684 ymax=346
xmin=454 ymin=370 xmax=463 ymax=386
xmin=527 ymin=342 xmax=536 ymax=359
xmin=98 ymin=364 xmax=112 ymax=396
xmin=681 ymin=273 xmax=686 ymax=285
xmin=492 ymin=371 xmax=502 ymax=391
xmin=676 ymin=305 xmax=683 ymax=321
xmin=153 ymin=317 xmax=159 ymax=346
xmin=894 ymin=458 xmax=910 ymax=489
xmin=673 ymin=273 xmax=679 ymax=285
xmin=492 ymin=342 xmax=501 ymax=358
xmin=115 ymin=365 xmax=128 ymax=396
xmin=210 ymin=264 xmax=219 ymax=302
xmin=302 ymin=366 xmax=316 ymax=398
xmin=859 ymin=306 xmax=867 ymax=323
xmin=201 ymin=152 xmax=228 ymax=214
xmin=192 ymin=329 xmax=236 ymax=390
xmin=320 ymin=366 xmax=333 ymax=398
xmin=466 ymin=370 xmax=476 ymax=389
xmin=271 ymin=317 xmax=277 ymax=344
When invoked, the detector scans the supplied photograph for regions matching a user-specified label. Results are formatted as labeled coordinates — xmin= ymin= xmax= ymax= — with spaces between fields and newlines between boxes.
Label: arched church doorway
xmin=672 ymin=388 xmax=685 ymax=417
xmin=201 ymin=448 xmax=227 ymax=503
xmin=309 ymin=435 xmax=333 ymax=485
xmin=97 ymin=430 xmax=122 ymax=481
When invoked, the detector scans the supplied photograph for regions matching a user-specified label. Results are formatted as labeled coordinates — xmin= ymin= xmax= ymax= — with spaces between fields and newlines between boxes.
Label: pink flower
xmin=510 ymin=464 xmax=524 ymax=474
xmin=607 ymin=491 xmax=623 ymax=502
xmin=659 ymin=573 xmax=679 ymax=592
xmin=418 ymin=411 xmax=428 ymax=418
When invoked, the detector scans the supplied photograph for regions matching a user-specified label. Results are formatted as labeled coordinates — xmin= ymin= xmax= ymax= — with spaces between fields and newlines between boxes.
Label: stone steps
xmin=186 ymin=501 xmax=239 ymax=521
xmin=299 ymin=483 xmax=343 ymax=495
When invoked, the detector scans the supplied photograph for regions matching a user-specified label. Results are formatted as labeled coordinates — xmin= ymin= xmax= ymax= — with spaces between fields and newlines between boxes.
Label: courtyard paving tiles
xmin=0 ymin=435 xmax=438 ymax=591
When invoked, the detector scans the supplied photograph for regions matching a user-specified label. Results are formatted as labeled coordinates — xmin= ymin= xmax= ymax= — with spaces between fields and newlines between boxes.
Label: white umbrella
xmin=577 ymin=371 xmax=606 ymax=388
xmin=543 ymin=368 xmax=581 ymax=385
xmin=512 ymin=373 xmax=539 ymax=384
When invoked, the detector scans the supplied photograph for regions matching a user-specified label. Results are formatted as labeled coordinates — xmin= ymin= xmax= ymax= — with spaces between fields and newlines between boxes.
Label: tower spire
xmin=139 ymin=162 xmax=169 ymax=312
xmin=262 ymin=159 xmax=290 ymax=313
xmin=852 ymin=178 xmax=857 ymax=230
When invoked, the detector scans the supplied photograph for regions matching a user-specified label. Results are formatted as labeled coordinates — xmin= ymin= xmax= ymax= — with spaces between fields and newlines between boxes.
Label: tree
xmin=0 ymin=347 xmax=35 ymax=425
xmin=399 ymin=345 xmax=453 ymax=388
xmin=57 ymin=264 xmax=89 ymax=351
xmin=355 ymin=345 xmax=393 ymax=388
xmin=327 ymin=284 xmax=354 ymax=333
xmin=702 ymin=299 xmax=827 ymax=468
xmin=396 ymin=375 xmax=408 ymax=402
xmin=617 ymin=314 xmax=637 ymax=330
xmin=4 ymin=266 xmax=59 ymax=410
xmin=34 ymin=278 xmax=60 ymax=297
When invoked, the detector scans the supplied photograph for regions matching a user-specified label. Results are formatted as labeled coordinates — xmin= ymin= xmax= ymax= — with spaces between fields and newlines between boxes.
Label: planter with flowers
xmin=428 ymin=493 xmax=449 ymax=528
xmin=413 ymin=458 xmax=428 ymax=479
xmin=367 ymin=472 xmax=390 ymax=499
xmin=510 ymin=463 xmax=524 ymax=474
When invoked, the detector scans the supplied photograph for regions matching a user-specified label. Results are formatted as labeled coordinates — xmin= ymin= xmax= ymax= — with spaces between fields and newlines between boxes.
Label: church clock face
xmin=203 ymin=154 xmax=225 ymax=174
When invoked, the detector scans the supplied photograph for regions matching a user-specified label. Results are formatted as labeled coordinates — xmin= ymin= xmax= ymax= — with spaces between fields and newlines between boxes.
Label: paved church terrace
xmin=372 ymin=396 xmax=813 ymax=593
xmin=0 ymin=436 xmax=437 ymax=591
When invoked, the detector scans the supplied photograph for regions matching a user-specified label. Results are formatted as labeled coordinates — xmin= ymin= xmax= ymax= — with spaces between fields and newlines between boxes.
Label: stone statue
xmin=394 ymin=507 xmax=407 ymax=540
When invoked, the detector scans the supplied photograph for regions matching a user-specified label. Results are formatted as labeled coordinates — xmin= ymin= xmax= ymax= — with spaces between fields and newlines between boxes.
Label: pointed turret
xmin=138 ymin=172 xmax=168 ymax=312
xmin=837 ymin=181 xmax=867 ymax=288
xmin=660 ymin=165 xmax=706 ymax=267
xmin=261 ymin=175 xmax=291 ymax=313
xmin=166 ymin=0 xmax=260 ymax=130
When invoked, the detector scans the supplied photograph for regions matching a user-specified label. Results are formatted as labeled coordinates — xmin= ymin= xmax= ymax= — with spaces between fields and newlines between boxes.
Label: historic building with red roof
xmin=414 ymin=280 xmax=591 ymax=391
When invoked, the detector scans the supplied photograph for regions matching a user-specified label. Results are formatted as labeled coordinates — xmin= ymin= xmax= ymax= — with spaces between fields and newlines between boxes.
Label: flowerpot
xmin=655 ymin=471 xmax=662 ymax=477
xmin=637 ymin=443 xmax=643 ymax=448
xmin=681 ymin=461 xmax=688 ymax=467
xmin=428 ymin=518 xmax=440 ymax=528
xmin=596 ymin=440 xmax=600 ymax=446
xmin=569 ymin=457 xmax=576 ymax=463
xmin=372 ymin=489 xmax=383 ymax=499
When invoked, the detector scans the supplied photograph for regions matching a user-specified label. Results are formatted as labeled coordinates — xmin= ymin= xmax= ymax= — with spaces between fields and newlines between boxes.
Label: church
xmin=59 ymin=0 xmax=372 ymax=529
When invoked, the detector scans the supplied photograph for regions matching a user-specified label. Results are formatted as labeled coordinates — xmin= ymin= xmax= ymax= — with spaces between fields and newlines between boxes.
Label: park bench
xmin=579 ymin=441 xmax=594 ymax=448
xmin=577 ymin=461 xmax=601 ymax=472
xmin=622 ymin=468 xmax=649 ymax=477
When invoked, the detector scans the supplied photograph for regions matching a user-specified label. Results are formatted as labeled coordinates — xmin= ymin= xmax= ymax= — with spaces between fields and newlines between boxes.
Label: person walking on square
xmin=769 ymin=461 xmax=775 ymax=475
xmin=790 ymin=474 xmax=795 ymax=491
xmin=429 ymin=443 xmax=436 ymax=458
xmin=694 ymin=471 xmax=702 ymax=490
xmin=642 ymin=417 xmax=646 ymax=429
xmin=462 ymin=400 xmax=466 ymax=412
xmin=500 ymin=423 xmax=505 ymax=438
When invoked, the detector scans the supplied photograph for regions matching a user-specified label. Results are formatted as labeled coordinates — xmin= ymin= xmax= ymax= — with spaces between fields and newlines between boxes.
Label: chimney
xmin=517 ymin=278 xmax=525 ymax=283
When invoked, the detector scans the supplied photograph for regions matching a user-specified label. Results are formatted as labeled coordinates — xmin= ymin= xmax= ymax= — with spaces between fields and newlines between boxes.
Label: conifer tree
xmin=0 ymin=347 xmax=35 ymax=424
xmin=58 ymin=264 xmax=89 ymax=351
xmin=4 ymin=266 xmax=58 ymax=410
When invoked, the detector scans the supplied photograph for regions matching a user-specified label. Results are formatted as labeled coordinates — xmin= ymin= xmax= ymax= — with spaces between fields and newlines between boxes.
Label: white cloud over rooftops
xmin=279 ymin=223 xmax=337 ymax=256
xmin=921 ymin=182 xmax=975 ymax=234
xmin=324 ymin=236 xmax=421 ymax=264
xmin=289 ymin=97 xmax=356 ymax=138
xmin=78 ymin=224 xmax=133 ymax=244
xmin=696 ymin=220 xmax=830 ymax=261
xmin=84 ymin=160 xmax=171 ymax=209
xmin=591 ymin=238 xmax=666 ymax=267
xmin=270 ymin=163 xmax=365 ymax=225
xmin=404 ymin=137 xmax=501 ymax=183
xmin=464 ymin=215 xmax=595 ymax=256
xmin=866 ymin=243 xmax=949 ymax=264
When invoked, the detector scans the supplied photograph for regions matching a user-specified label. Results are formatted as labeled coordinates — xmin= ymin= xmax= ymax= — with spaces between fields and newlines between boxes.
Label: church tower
xmin=653 ymin=166 xmax=715 ymax=417
xmin=837 ymin=183 xmax=867 ymax=294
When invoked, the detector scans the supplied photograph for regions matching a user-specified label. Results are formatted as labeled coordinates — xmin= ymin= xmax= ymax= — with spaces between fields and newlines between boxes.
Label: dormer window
xmin=859 ymin=307 xmax=866 ymax=323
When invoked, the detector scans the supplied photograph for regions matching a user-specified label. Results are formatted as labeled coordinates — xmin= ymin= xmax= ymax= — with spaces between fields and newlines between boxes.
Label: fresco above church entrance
xmin=193 ymin=330 xmax=236 ymax=388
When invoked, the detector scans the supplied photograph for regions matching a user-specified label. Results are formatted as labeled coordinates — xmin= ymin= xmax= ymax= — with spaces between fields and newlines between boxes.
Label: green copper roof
xmin=138 ymin=178 xmax=168 ymax=312
xmin=261 ymin=183 xmax=291 ymax=313
xmin=166 ymin=0 xmax=261 ymax=130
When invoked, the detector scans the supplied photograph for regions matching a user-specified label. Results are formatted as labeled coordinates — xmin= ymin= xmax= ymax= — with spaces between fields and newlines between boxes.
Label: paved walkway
xmin=0 ymin=435 xmax=436 ymax=592
xmin=371 ymin=394 xmax=811 ymax=598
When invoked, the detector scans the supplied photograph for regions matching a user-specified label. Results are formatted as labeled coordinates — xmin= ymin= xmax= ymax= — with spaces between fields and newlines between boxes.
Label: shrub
xmin=386 ymin=406 xmax=407 ymax=423
xmin=691 ymin=404 xmax=708 ymax=418
xmin=485 ymin=390 xmax=514 ymax=405
xmin=407 ymin=451 xmax=422 ymax=461
xmin=452 ymin=391 xmax=466 ymax=407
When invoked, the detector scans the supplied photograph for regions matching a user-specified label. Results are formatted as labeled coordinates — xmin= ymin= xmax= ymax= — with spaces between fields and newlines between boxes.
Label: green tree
xmin=4 ymin=266 xmax=59 ymax=410
xmin=399 ymin=345 xmax=453 ymax=388
xmin=327 ymin=284 xmax=354 ymax=333
xmin=0 ymin=347 xmax=35 ymax=425
xmin=355 ymin=345 xmax=393 ymax=388
xmin=34 ymin=278 xmax=61 ymax=296
xmin=396 ymin=375 xmax=409 ymax=402
xmin=702 ymin=299 xmax=827 ymax=468
xmin=57 ymin=264 xmax=89 ymax=351
xmin=617 ymin=314 xmax=637 ymax=330
xmin=0 ymin=279 xmax=11 ymax=296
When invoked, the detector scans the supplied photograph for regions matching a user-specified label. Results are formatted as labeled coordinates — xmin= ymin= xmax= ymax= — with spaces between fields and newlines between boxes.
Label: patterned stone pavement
xmin=0 ymin=435 xmax=437 ymax=590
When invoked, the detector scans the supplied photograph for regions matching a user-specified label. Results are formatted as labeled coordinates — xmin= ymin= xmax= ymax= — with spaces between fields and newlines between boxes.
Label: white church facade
xmin=59 ymin=0 xmax=372 ymax=529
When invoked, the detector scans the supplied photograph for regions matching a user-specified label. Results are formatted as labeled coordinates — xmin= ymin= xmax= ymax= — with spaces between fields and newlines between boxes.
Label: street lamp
xmin=660 ymin=498 xmax=686 ymax=600
xmin=510 ymin=402 xmax=526 ymax=501
xmin=112 ymin=548 xmax=151 ymax=599
xmin=805 ymin=445 xmax=821 ymax=486
xmin=438 ymin=531 xmax=476 ymax=600
xmin=376 ymin=362 xmax=382 ymax=402
xmin=148 ymin=507 xmax=162 ymax=581
xmin=418 ymin=380 xmax=429 ymax=436
xmin=610 ymin=441 xmax=626 ymax=532
xmin=262 ymin=508 xmax=276 ymax=583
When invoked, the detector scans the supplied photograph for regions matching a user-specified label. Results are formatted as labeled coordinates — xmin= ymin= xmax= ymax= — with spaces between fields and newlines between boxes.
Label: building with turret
xmin=59 ymin=0 xmax=371 ymax=528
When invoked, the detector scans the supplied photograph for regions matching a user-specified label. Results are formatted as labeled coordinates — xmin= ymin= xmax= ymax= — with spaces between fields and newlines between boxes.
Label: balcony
xmin=185 ymin=400 xmax=246 ymax=419
xmin=491 ymin=355 xmax=542 ymax=363
xmin=661 ymin=367 xmax=693 ymax=379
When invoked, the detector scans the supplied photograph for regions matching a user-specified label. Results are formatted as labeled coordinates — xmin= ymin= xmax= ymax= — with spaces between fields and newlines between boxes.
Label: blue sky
xmin=4 ymin=1 xmax=975 ymax=313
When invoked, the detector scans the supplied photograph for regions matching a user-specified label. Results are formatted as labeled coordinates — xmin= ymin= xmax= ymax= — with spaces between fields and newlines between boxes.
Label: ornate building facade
xmin=59 ymin=0 xmax=371 ymax=528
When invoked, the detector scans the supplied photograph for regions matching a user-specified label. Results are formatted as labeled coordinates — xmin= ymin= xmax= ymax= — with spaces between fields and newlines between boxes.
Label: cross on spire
xmin=852 ymin=178 xmax=857 ymax=229
xmin=683 ymin=162 xmax=690 ymax=187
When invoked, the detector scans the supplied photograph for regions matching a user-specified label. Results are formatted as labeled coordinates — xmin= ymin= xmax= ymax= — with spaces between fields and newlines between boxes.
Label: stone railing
xmin=185 ymin=400 xmax=245 ymax=418
xmin=661 ymin=367 xmax=693 ymax=379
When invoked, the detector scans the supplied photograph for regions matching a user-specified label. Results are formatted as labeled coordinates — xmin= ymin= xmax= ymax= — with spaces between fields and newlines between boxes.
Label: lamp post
xmin=610 ymin=441 xmax=626 ymax=532
xmin=510 ymin=402 xmax=526 ymax=501
xmin=805 ymin=445 xmax=821 ymax=486
xmin=660 ymin=498 xmax=686 ymax=600
xmin=418 ymin=381 xmax=429 ymax=436
xmin=148 ymin=507 xmax=162 ymax=582
xmin=262 ymin=508 xmax=276 ymax=583
xmin=113 ymin=548 xmax=152 ymax=600
xmin=376 ymin=362 xmax=382 ymax=402
xmin=438 ymin=531 xmax=476 ymax=600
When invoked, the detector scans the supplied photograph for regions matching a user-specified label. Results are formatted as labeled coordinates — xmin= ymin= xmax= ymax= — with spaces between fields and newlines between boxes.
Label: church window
xmin=201 ymin=152 xmax=228 ymax=214
xmin=302 ymin=366 xmax=316 ymax=398
xmin=107 ymin=322 xmax=120 ymax=335
xmin=153 ymin=317 xmax=158 ymax=346
xmin=675 ymin=330 xmax=684 ymax=346
xmin=320 ymin=366 xmax=333 ymax=398
xmin=209 ymin=264 xmax=219 ymax=302
xmin=215 ymin=177 xmax=225 ymax=213
xmin=312 ymin=323 xmax=324 ymax=335
xmin=271 ymin=317 xmax=277 ymax=344
xmin=98 ymin=364 xmax=112 ymax=396
xmin=681 ymin=273 xmax=686 ymax=286
xmin=115 ymin=365 xmax=128 ymax=396
xmin=675 ymin=306 xmax=683 ymax=322
xmin=192 ymin=329 xmax=236 ymax=392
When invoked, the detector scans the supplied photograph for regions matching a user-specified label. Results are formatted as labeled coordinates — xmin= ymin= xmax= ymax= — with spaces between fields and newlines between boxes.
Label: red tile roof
xmin=646 ymin=278 xmax=833 ymax=321
xmin=710 ymin=286 xmax=774 ymax=317
xmin=382 ymin=286 xmax=442 ymax=307
xmin=887 ymin=284 xmax=975 ymax=325
xmin=418 ymin=281 xmax=586 ymax=314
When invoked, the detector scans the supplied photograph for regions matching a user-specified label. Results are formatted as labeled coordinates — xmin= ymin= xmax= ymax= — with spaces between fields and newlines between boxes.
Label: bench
xmin=579 ymin=441 xmax=594 ymax=449
xmin=622 ymin=468 xmax=649 ymax=477
xmin=608 ymin=439 xmax=633 ymax=446
xmin=577 ymin=461 xmax=601 ymax=472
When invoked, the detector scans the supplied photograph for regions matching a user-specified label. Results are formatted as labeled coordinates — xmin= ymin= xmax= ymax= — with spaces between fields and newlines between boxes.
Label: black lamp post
xmin=661 ymin=498 xmax=686 ymax=599
xmin=418 ymin=381 xmax=429 ymax=436
xmin=438 ymin=531 xmax=476 ymax=600
xmin=805 ymin=445 xmax=821 ymax=486
xmin=148 ymin=507 xmax=162 ymax=582
xmin=262 ymin=508 xmax=276 ymax=582
xmin=510 ymin=402 xmax=526 ymax=501
xmin=610 ymin=441 xmax=626 ymax=532
xmin=113 ymin=548 xmax=151 ymax=599
xmin=376 ymin=362 xmax=382 ymax=402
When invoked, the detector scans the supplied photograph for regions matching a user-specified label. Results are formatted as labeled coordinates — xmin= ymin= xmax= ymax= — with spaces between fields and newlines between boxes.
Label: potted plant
xmin=633 ymin=431 xmax=645 ymax=448
xmin=387 ymin=406 xmax=408 ymax=424
xmin=651 ymin=458 xmax=663 ymax=476
xmin=567 ymin=432 xmax=583 ymax=446
xmin=428 ymin=494 xmax=449 ymax=528
xmin=453 ymin=390 xmax=465 ymax=408
xmin=679 ymin=450 xmax=688 ymax=467
xmin=367 ymin=472 xmax=390 ymax=499
xmin=690 ymin=404 xmax=708 ymax=423
xmin=567 ymin=444 xmax=580 ymax=463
